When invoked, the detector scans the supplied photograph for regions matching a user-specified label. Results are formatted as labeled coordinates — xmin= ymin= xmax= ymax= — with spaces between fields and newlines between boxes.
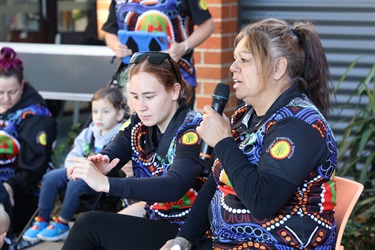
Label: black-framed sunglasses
xmin=129 ymin=51 xmax=179 ymax=80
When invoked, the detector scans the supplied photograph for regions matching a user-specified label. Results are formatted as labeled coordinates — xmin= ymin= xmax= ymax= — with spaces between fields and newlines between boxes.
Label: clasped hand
xmin=165 ymin=38 xmax=186 ymax=62
xmin=159 ymin=236 xmax=192 ymax=250
xmin=196 ymin=105 xmax=232 ymax=148
xmin=66 ymin=154 xmax=120 ymax=193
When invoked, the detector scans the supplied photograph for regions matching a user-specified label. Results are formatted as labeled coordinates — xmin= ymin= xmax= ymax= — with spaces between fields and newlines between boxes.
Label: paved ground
xmin=27 ymin=241 xmax=64 ymax=250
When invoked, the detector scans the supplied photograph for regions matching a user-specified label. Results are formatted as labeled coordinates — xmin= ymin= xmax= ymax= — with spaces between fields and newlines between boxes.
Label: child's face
xmin=91 ymin=99 xmax=123 ymax=135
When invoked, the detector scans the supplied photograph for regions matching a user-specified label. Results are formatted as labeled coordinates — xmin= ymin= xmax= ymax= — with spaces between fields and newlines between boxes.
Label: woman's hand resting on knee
xmin=160 ymin=236 xmax=192 ymax=250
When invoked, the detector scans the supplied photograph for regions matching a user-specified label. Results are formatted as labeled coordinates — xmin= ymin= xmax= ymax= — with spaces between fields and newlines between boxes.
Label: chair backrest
xmin=334 ymin=176 xmax=364 ymax=249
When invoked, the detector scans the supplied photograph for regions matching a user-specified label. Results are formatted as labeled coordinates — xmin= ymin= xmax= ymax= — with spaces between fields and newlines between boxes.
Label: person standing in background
xmin=0 ymin=47 xmax=57 ymax=243
xmin=102 ymin=0 xmax=214 ymax=109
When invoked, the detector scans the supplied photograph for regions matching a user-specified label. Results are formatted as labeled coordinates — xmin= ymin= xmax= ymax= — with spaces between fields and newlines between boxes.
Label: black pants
xmin=62 ymin=211 xmax=179 ymax=250
xmin=14 ymin=195 xmax=38 ymax=232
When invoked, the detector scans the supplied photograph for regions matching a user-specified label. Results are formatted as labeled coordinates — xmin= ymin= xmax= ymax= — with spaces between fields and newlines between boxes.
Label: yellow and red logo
xmin=269 ymin=139 xmax=293 ymax=160
xmin=135 ymin=10 xmax=173 ymax=41
xmin=181 ymin=132 xmax=199 ymax=145
xmin=37 ymin=132 xmax=47 ymax=146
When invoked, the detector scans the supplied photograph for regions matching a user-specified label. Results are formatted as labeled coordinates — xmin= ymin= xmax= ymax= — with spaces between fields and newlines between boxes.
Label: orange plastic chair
xmin=334 ymin=176 xmax=364 ymax=250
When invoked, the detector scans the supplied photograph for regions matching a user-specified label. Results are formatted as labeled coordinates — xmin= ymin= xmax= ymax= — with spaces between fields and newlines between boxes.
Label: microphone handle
xmin=212 ymin=99 xmax=226 ymax=114
xmin=199 ymin=143 xmax=213 ymax=160
xmin=199 ymin=98 xmax=226 ymax=160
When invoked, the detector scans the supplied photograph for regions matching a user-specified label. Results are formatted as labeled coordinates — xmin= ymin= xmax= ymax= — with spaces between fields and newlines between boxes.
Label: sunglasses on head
xmin=129 ymin=51 xmax=179 ymax=80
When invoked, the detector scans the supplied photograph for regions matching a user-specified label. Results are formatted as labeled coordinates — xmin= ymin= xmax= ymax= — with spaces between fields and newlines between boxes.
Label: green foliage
xmin=51 ymin=123 xmax=82 ymax=168
xmin=335 ymin=61 xmax=375 ymax=248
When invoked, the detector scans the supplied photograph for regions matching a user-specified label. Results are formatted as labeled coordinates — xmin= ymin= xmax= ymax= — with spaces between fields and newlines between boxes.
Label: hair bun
xmin=0 ymin=47 xmax=23 ymax=71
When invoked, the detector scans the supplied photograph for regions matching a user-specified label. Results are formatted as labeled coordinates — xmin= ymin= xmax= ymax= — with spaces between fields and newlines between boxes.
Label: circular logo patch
xmin=199 ymin=0 xmax=208 ymax=10
xmin=270 ymin=140 xmax=292 ymax=160
xmin=119 ymin=118 xmax=131 ymax=131
xmin=37 ymin=132 xmax=47 ymax=146
xmin=181 ymin=132 xmax=199 ymax=145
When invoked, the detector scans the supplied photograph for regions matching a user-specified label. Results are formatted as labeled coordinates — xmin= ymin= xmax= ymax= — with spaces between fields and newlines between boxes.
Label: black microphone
xmin=199 ymin=83 xmax=230 ymax=160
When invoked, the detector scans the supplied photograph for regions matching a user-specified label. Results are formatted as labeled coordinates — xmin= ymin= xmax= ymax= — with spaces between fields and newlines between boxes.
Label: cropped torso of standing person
xmin=102 ymin=0 xmax=214 ymax=108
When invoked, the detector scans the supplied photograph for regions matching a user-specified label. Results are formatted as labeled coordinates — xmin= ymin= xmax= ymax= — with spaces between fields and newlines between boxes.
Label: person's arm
xmin=177 ymin=173 xmax=216 ymax=243
xmin=161 ymin=174 xmax=217 ymax=249
xmin=167 ymin=18 xmax=214 ymax=62
xmin=104 ymin=32 xmax=132 ymax=58
xmin=167 ymin=0 xmax=214 ymax=62
xmin=183 ymin=0 xmax=214 ymax=51
xmin=108 ymin=157 xmax=202 ymax=201
xmin=101 ymin=1 xmax=131 ymax=58
xmin=184 ymin=18 xmax=214 ymax=53
xmin=215 ymin=118 xmax=329 ymax=218
xmin=6 ymin=115 xmax=56 ymax=196
xmin=108 ymin=127 xmax=208 ymax=200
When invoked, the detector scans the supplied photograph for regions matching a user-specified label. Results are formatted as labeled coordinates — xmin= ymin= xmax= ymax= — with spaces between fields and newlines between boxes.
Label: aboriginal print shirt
xmin=0 ymin=83 xmax=56 ymax=196
xmin=102 ymin=0 xmax=212 ymax=87
xmin=103 ymin=103 xmax=208 ymax=227
xmin=209 ymin=86 xmax=338 ymax=249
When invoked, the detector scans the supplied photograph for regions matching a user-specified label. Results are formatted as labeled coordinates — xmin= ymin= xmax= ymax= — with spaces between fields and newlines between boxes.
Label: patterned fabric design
xmin=114 ymin=0 xmax=197 ymax=86
xmin=210 ymin=95 xmax=337 ymax=249
xmin=131 ymin=110 xmax=206 ymax=226
xmin=0 ymin=104 xmax=52 ymax=182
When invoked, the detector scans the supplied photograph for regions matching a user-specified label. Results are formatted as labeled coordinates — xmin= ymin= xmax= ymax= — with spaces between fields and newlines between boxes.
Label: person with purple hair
xmin=0 ymin=47 xmax=57 ymax=241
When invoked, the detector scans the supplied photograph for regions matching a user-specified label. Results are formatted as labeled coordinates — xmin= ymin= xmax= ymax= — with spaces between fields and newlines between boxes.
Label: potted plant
xmin=334 ymin=60 xmax=375 ymax=249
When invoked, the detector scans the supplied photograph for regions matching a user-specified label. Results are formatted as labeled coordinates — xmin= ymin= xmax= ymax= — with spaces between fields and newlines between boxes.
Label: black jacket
xmin=0 ymin=83 xmax=57 ymax=196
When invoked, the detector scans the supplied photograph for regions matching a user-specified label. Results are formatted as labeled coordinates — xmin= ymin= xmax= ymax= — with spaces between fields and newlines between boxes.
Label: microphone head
xmin=213 ymin=83 xmax=230 ymax=101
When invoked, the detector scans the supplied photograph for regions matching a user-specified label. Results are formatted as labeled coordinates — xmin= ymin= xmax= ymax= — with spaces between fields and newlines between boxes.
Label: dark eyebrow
xmin=130 ymin=91 xmax=156 ymax=95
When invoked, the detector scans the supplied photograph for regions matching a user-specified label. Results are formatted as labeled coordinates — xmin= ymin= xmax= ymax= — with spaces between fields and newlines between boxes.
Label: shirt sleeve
xmin=108 ymin=157 xmax=202 ymax=201
xmin=101 ymin=0 xmax=118 ymax=34
xmin=177 ymin=173 xmax=216 ymax=244
xmin=214 ymin=118 xmax=329 ymax=218
xmin=108 ymin=128 xmax=208 ymax=201
xmin=182 ymin=0 xmax=212 ymax=25
xmin=175 ymin=128 xmax=212 ymax=171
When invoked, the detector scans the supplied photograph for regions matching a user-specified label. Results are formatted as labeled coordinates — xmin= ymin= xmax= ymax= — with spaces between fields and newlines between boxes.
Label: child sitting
xmin=23 ymin=87 xmax=126 ymax=242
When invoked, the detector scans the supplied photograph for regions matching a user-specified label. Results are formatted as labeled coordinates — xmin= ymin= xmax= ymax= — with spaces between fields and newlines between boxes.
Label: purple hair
xmin=0 ymin=47 xmax=24 ymax=83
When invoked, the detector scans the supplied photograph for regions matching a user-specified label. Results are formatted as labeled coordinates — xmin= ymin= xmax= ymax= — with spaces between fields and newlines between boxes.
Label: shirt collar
xmin=143 ymin=102 xmax=190 ymax=157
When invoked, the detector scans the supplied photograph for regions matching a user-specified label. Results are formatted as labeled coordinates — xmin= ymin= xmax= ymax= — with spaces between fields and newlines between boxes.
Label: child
xmin=22 ymin=87 xmax=126 ymax=243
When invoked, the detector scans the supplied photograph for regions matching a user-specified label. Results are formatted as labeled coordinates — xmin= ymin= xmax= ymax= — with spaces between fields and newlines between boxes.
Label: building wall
xmin=194 ymin=0 xmax=238 ymax=115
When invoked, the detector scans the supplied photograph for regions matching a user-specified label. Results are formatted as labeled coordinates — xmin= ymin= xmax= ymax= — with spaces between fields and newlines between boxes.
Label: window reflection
xmin=0 ymin=0 xmax=106 ymax=46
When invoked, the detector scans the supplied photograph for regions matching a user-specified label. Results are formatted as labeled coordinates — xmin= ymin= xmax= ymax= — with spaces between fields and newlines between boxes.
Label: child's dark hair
xmin=92 ymin=87 xmax=126 ymax=111
xmin=0 ymin=47 xmax=24 ymax=83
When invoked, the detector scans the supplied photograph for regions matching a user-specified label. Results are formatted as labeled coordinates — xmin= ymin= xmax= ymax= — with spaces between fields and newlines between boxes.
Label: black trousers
xmin=13 ymin=195 xmax=38 ymax=234
xmin=62 ymin=211 xmax=179 ymax=250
